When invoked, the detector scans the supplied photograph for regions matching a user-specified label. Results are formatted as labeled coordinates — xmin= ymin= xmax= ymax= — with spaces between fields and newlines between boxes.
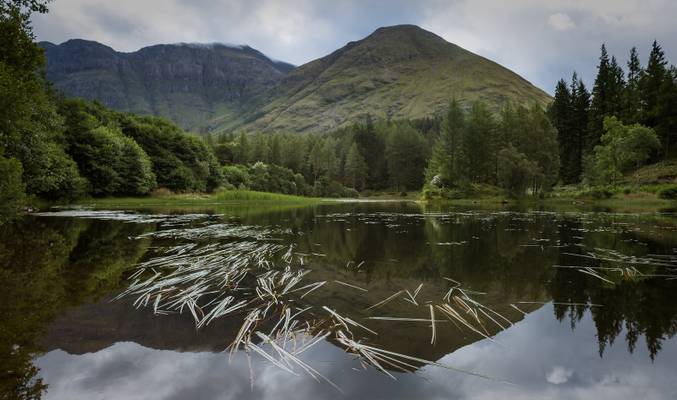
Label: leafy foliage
xmin=0 ymin=154 xmax=25 ymax=222
xmin=585 ymin=117 xmax=661 ymax=186
xmin=553 ymin=40 xmax=677 ymax=186
xmin=425 ymin=101 xmax=559 ymax=197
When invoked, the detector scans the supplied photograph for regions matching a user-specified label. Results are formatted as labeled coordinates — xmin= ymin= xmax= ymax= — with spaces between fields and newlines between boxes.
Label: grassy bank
xmin=421 ymin=181 xmax=677 ymax=212
xmin=214 ymin=190 xmax=321 ymax=203
xmin=59 ymin=189 xmax=326 ymax=209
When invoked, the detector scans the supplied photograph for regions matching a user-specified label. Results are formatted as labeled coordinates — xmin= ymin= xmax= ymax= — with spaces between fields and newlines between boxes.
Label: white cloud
xmin=35 ymin=304 xmax=677 ymax=400
xmin=546 ymin=366 xmax=574 ymax=384
xmin=31 ymin=0 xmax=677 ymax=94
xmin=548 ymin=13 xmax=576 ymax=31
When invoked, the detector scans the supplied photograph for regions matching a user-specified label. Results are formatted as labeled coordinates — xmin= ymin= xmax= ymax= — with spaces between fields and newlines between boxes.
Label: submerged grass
xmin=114 ymin=219 xmax=514 ymax=389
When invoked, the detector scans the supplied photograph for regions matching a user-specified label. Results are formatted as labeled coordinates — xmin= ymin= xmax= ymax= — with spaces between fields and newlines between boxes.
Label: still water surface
xmin=2 ymin=202 xmax=677 ymax=399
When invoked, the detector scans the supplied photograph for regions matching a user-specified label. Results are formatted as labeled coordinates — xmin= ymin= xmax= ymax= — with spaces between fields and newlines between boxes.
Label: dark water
xmin=2 ymin=202 xmax=677 ymax=399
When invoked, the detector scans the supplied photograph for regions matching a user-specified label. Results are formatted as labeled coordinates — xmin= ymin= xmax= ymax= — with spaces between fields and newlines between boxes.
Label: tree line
xmin=1 ymin=0 xmax=226 ymax=220
xmin=4 ymin=0 xmax=675 ymax=222
xmin=550 ymin=42 xmax=677 ymax=185
xmin=424 ymin=101 xmax=560 ymax=197
xmin=210 ymin=117 xmax=431 ymax=196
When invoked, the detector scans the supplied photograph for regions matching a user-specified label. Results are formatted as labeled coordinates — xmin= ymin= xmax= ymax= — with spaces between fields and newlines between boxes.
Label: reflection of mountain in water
xmin=2 ymin=205 xmax=677 ymax=399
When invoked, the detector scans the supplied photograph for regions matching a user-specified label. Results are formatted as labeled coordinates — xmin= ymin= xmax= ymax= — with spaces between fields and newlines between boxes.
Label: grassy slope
xmin=215 ymin=25 xmax=551 ymax=134
xmin=42 ymin=41 xmax=290 ymax=131
xmin=422 ymin=163 xmax=677 ymax=211
xmin=66 ymin=190 xmax=324 ymax=210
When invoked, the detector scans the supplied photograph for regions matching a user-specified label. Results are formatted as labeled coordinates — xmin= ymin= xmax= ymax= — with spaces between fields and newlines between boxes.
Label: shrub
xmin=578 ymin=188 xmax=613 ymax=199
xmin=658 ymin=185 xmax=677 ymax=200
xmin=150 ymin=187 xmax=173 ymax=197
xmin=222 ymin=165 xmax=251 ymax=189
xmin=0 ymin=155 xmax=26 ymax=222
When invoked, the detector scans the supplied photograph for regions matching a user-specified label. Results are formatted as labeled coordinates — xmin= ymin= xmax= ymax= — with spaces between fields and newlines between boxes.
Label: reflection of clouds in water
xmin=546 ymin=366 xmax=573 ymax=384
xmin=36 ymin=304 xmax=677 ymax=400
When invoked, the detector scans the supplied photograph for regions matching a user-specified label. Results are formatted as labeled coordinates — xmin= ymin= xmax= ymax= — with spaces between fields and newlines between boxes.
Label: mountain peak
xmin=229 ymin=25 xmax=551 ymax=133
xmin=371 ymin=24 xmax=440 ymax=37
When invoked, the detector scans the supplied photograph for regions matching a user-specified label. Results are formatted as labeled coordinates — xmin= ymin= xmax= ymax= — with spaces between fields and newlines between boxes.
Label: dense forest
xmin=2 ymin=0 xmax=677 ymax=223
xmin=549 ymin=43 xmax=677 ymax=185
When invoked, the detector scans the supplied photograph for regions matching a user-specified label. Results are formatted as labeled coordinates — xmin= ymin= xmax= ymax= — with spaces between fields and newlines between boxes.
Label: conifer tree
xmin=464 ymin=102 xmax=496 ymax=183
xmin=640 ymin=41 xmax=667 ymax=126
xmin=426 ymin=99 xmax=467 ymax=187
xmin=549 ymin=78 xmax=573 ymax=182
xmin=657 ymin=66 xmax=677 ymax=158
xmin=570 ymin=76 xmax=590 ymax=182
xmin=345 ymin=143 xmax=368 ymax=190
xmin=588 ymin=44 xmax=624 ymax=153
xmin=623 ymin=47 xmax=643 ymax=124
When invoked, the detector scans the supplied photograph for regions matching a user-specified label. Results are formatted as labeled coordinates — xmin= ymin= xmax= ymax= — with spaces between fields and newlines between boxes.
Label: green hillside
xmin=216 ymin=25 xmax=551 ymax=133
xmin=40 ymin=40 xmax=293 ymax=130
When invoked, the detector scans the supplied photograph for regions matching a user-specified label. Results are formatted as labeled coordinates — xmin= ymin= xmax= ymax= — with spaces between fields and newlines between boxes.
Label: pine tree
xmin=623 ymin=47 xmax=643 ymax=124
xmin=235 ymin=132 xmax=249 ymax=164
xmin=657 ymin=67 xmax=677 ymax=158
xmin=549 ymin=78 xmax=573 ymax=182
xmin=464 ymin=102 xmax=496 ymax=183
xmin=640 ymin=41 xmax=668 ymax=128
xmin=570 ymin=77 xmax=590 ymax=182
xmin=345 ymin=143 xmax=367 ymax=190
xmin=353 ymin=115 xmax=386 ymax=189
xmin=385 ymin=123 xmax=427 ymax=191
xmin=609 ymin=56 xmax=626 ymax=112
xmin=588 ymin=45 xmax=624 ymax=154
xmin=426 ymin=99 xmax=467 ymax=187
xmin=269 ymin=135 xmax=281 ymax=165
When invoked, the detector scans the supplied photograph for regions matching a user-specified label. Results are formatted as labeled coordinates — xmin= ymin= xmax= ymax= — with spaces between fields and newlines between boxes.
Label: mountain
xmin=219 ymin=25 xmax=552 ymax=133
xmin=40 ymin=39 xmax=294 ymax=130
xmin=41 ymin=25 xmax=551 ymax=134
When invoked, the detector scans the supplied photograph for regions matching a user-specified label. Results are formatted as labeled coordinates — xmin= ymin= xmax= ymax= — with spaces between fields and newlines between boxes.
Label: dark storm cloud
xmin=32 ymin=0 xmax=677 ymax=93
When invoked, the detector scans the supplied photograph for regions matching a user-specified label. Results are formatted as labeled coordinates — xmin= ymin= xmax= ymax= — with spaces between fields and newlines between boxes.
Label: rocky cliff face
xmin=40 ymin=40 xmax=293 ymax=130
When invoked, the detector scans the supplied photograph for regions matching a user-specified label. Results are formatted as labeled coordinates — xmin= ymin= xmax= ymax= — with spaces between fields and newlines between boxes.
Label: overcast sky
xmin=32 ymin=0 xmax=677 ymax=94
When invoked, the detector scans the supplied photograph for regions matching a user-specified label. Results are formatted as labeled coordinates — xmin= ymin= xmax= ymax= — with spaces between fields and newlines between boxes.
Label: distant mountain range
xmin=40 ymin=40 xmax=293 ymax=130
xmin=41 ymin=25 xmax=551 ymax=133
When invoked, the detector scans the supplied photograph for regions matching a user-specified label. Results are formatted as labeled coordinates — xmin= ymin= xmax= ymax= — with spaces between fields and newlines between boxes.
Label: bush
xmin=578 ymin=188 xmax=613 ymax=199
xmin=343 ymin=188 xmax=360 ymax=198
xmin=658 ymin=185 xmax=677 ymax=200
xmin=497 ymin=145 xmax=541 ymax=197
xmin=0 ymin=155 xmax=26 ymax=222
xmin=150 ymin=187 xmax=173 ymax=197
xmin=222 ymin=165 xmax=251 ymax=189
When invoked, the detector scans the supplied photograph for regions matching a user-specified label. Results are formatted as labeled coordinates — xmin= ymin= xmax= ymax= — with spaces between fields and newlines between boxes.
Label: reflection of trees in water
xmin=2 ymin=207 xmax=676 ymax=398
xmin=551 ymin=216 xmax=677 ymax=360
xmin=0 ymin=217 xmax=153 ymax=399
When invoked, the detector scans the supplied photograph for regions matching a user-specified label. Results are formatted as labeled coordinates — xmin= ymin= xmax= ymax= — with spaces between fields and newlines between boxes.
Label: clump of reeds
xmin=554 ymin=246 xmax=677 ymax=285
xmin=116 ymin=221 xmax=510 ymax=389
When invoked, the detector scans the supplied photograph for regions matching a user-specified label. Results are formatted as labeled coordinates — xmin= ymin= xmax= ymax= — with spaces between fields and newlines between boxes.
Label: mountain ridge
xmin=41 ymin=25 xmax=552 ymax=133
xmin=221 ymin=24 xmax=551 ymax=133
xmin=40 ymin=39 xmax=293 ymax=129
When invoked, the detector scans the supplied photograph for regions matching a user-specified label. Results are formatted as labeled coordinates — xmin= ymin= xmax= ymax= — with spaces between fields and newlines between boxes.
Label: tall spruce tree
xmin=570 ymin=76 xmax=590 ymax=182
xmin=640 ymin=41 xmax=667 ymax=126
xmin=588 ymin=45 xmax=624 ymax=154
xmin=549 ymin=78 xmax=573 ymax=182
xmin=425 ymin=99 xmax=467 ymax=187
xmin=657 ymin=66 xmax=677 ymax=158
xmin=345 ymin=143 xmax=368 ymax=190
xmin=623 ymin=47 xmax=643 ymax=124
xmin=464 ymin=102 xmax=497 ymax=183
